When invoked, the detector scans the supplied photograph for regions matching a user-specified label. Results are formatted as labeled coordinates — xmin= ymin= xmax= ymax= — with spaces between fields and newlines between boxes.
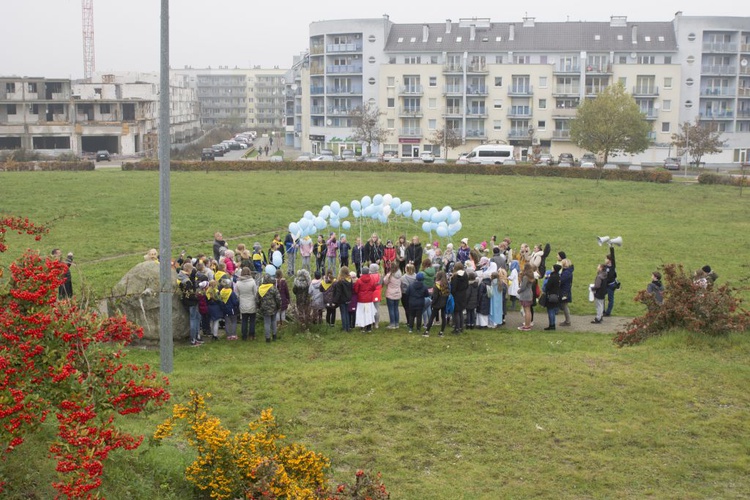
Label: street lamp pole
xmin=683 ymin=124 xmax=689 ymax=178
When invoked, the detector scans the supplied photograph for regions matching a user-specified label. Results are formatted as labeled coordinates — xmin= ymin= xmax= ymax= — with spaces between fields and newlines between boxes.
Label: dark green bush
xmin=121 ymin=160 xmax=673 ymax=183
xmin=0 ymin=161 xmax=95 ymax=171
xmin=698 ymin=172 xmax=749 ymax=186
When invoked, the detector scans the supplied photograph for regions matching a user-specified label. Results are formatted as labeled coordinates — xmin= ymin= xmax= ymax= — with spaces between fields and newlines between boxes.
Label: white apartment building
xmin=297 ymin=14 xmax=750 ymax=164
xmin=0 ymin=72 xmax=200 ymax=156
xmin=172 ymin=67 xmax=288 ymax=133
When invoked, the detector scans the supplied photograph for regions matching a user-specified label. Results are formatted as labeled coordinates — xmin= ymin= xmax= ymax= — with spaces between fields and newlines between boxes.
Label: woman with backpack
xmin=321 ymin=269 xmax=337 ymax=327
xmin=332 ymin=267 xmax=353 ymax=331
xmin=423 ymin=271 xmax=450 ymax=337
xmin=517 ymin=265 xmax=536 ymax=331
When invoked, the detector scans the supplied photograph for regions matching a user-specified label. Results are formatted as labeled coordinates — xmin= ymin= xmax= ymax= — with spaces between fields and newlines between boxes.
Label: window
xmin=430 ymin=56 xmax=439 ymax=64
xmin=456 ymin=36 xmax=462 ymax=42
xmin=686 ymin=56 xmax=695 ymax=64
xmin=387 ymin=77 xmax=395 ymax=87
xmin=387 ymin=98 xmax=395 ymax=108
xmin=662 ymin=100 xmax=671 ymax=111
xmin=100 ymin=103 xmax=110 ymax=114
xmin=539 ymin=76 xmax=547 ymax=88
xmin=618 ymin=55 xmax=627 ymax=64
xmin=94 ymin=88 xmax=102 ymax=96
xmin=7 ymin=104 xmax=17 ymax=115
xmin=387 ymin=119 xmax=395 ymax=129
xmin=514 ymin=55 xmax=530 ymax=64
xmin=686 ymin=78 xmax=694 ymax=87
xmin=493 ymin=99 xmax=503 ymax=109
xmin=537 ymin=120 xmax=546 ymax=130
xmin=664 ymin=56 xmax=672 ymax=64
xmin=637 ymin=55 xmax=655 ymax=64
xmin=28 ymin=82 xmax=37 ymax=93
xmin=664 ymin=77 xmax=672 ymax=89
xmin=5 ymin=82 xmax=15 ymax=93
xmin=493 ymin=120 xmax=502 ymax=130
xmin=428 ymin=119 xmax=437 ymax=130
xmin=30 ymin=104 xmax=39 ymax=114
xmin=404 ymin=56 xmax=421 ymax=64
xmin=389 ymin=57 xmax=397 ymax=64
xmin=428 ymin=98 xmax=437 ymax=109
xmin=494 ymin=77 xmax=503 ymax=87
xmin=495 ymin=55 xmax=503 ymax=64
xmin=429 ymin=76 xmax=437 ymax=87
xmin=538 ymin=98 xmax=547 ymax=109
xmin=661 ymin=122 xmax=670 ymax=132
xmin=618 ymin=77 xmax=627 ymax=87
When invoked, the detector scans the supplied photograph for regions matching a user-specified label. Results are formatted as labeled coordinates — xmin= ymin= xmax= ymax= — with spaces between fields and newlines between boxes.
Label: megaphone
xmin=597 ymin=236 xmax=610 ymax=246
xmin=609 ymin=236 xmax=623 ymax=247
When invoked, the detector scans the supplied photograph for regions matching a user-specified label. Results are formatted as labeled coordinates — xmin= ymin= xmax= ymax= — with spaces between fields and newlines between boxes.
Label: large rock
xmin=108 ymin=261 xmax=189 ymax=344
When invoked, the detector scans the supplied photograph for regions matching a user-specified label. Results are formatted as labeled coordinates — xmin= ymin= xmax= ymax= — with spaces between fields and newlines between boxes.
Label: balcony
xmin=442 ymin=107 xmax=462 ymax=117
xmin=326 ymin=64 xmax=363 ymax=74
xmin=647 ymin=131 xmax=657 ymax=141
xmin=507 ymin=129 xmax=531 ymax=139
xmin=552 ymin=107 xmax=577 ymax=118
xmin=552 ymin=130 xmax=571 ymax=140
xmin=443 ymin=85 xmax=463 ymax=95
xmin=553 ymin=86 xmax=580 ymax=96
xmin=641 ymin=110 xmax=658 ymax=120
xmin=327 ymin=107 xmax=352 ymax=116
xmin=326 ymin=86 xmax=363 ymax=95
xmin=507 ymin=108 xmax=532 ymax=118
xmin=702 ymin=42 xmax=738 ymax=53
xmin=632 ymin=86 xmax=659 ymax=97
xmin=740 ymin=88 xmax=750 ymax=97
xmin=326 ymin=42 xmax=363 ymax=53
xmin=399 ymin=106 xmax=423 ymax=117
xmin=443 ymin=64 xmax=464 ymax=73
xmin=399 ymin=85 xmax=424 ymax=95
xmin=466 ymin=129 xmax=487 ymax=138
xmin=737 ymin=109 xmax=750 ymax=118
xmin=466 ymin=86 xmax=488 ymax=95
xmin=701 ymin=87 xmax=736 ymax=97
xmin=466 ymin=62 xmax=488 ymax=73
xmin=701 ymin=65 xmax=737 ymax=75
xmin=585 ymin=86 xmax=606 ymax=96
xmin=310 ymin=86 xmax=325 ymax=95
xmin=585 ymin=65 xmax=612 ymax=74
xmin=508 ymin=85 xmax=533 ymax=96
xmin=310 ymin=45 xmax=324 ymax=55
xmin=700 ymin=110 xmax=734 ymax=119
xmin=310 ymin=66 xmax=324 ymax=75
xmin=743 ymin=44 xmax=750 ymax=53
xmin=399 ymin=128 xmax=422 ymax=137
xmin=743 ymin=67 xmax=750 ymax=76
xmin=554 ymin=65 xmax=581 ymax=74
xmin=466 ymin=108 xmax=488 ymax=117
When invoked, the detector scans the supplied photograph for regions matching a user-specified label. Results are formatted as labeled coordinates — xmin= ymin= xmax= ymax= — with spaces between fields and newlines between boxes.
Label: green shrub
xmin=121 ymin=161 xmax=672 ymax=183
xmin=0 ymin=161 xmax=95 ymax=171
xmin=614 ymin=263 xmax=750 ymax=346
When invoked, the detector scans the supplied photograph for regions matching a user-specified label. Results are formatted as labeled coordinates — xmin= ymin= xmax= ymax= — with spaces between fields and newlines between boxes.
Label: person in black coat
xmin=405 ymin=272 xmax=429 ymax=332
xmin=604 ymin=246 xmax=617 ymax=317
xmin=450 ymin=262 xmax=469 ymax=333
xmin=406 ymin=236 xmax=423 ymax=273
xmin=465 ymin=271 xmax=479 ymax=329
xmin=543 ymin=264 xmax=561 ymax=330
xmin=363 ymin=233 xmax=384 ymax=266
xmin=213 ymin=231 xmax=227 ymax=261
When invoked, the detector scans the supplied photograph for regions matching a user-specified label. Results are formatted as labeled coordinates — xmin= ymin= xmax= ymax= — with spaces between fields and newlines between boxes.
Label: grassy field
xmin=1 ymin=169 xmax=750 ymax=498
xmin=1 ymin=169 xmax=749 ymax=316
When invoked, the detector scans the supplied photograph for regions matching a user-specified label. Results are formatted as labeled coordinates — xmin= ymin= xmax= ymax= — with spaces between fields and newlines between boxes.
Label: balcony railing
xmin=443 ymin=85 xmax=463 ymax=94
xmin=737 ymin=109 xmax=750 ymax=118
xmin=442 ymin=107 xmax=462 ymax=116
xmin=552 ymin=130 xmax=571 ymax=140
xmin=700 ymin=111 xmax=734 ymax=119
xmin=466 ymin=86 xmax=488 ymax=95
xmin=327 ymin=107 xmax=352 ymax=116
xmin=585 ymin=86 xmax=606 ymax=95
xmin=739 ymin=88 xmax=750 ymax=97
xmin=742 ymin=44 xmax=750 ymax=53
xmin=466 ymin=129 xmax=486 ymax=138
xmin=586 ymin=64 xmax=613 ymax=73
xmin=327 ymin=42 xmax=363 ymax=52
xmin=507 ymin=129 xmax=531 ymax=139
xmin=310 ymin=86 xmax=325 ymax=95
xmin=554 ymin=65 xmax=581 ymax=73
xmin=443 ymin=64 xmax=464 ymax=73
xmin=326 ymin=86 xmax=363 ymax=94
xmin=701 ymin=87 xmax=736 ymax=96
xmin=702 ymin=42 xmax=737 ymax=53
xmin=399 ymin=85 xmax=424 ymax=95
xmin=632 ymin=86 xmax=659 ymax=96
xmin=641 ymin=110 xmax=658 ymax=120
xmin=701 ymin=65 xmax=737 ymax=75
xmin=310 ymin=45 xmax=324 ymax=55
xmin=466 ymin=108 xmax=488 ymax=117
xmin=508 ymin=85 xmax=533 ymax=96
xmin=326 ymin=64 xmax=363 ymax=74
xmin=467 ymin=63 xmax=488 ymax=73
xmin=399 ymin=106 xmax=423 ymax=116
xmin=554 ymin=86 xmax=581 ymax=95
xmin=399 ymin=128 xmax=422 ymax=137
xmin=552 ymin=107 xmax=577 ymax=118
xmin=310 ymin=66 xmax=324 ymax=75
xmin=507 ymin=108 xmax=532 ymax=118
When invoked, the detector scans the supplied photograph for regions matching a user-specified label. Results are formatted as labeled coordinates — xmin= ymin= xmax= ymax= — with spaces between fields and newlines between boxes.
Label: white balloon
xmin=412 ymin=210 xmax=421 ymax=222
xmin=373 ymin=194 xmax=383 ymax=205
xmin=342 ymin=220 xmax=351 ymax=230
xmin=448 ymin=210 xmax=461 ymax=224
xmin=390 ymin=197 xmax=401 ymax=209
xmin=361 ymin=196 xmax=372 ymax=208
xmin=330 ymin=201 xmax=341 ymax=214
xmin=338 ymin=206 xmax=349 ymax=218
xmin=304 ymin=210 xmax=314 ymax=220
xmin=319 ymin=207 xmax=330 ymax=219
xmin=382 ymin=206 xmax=392 ymax=217
xmin=330 ymin=218 xmax=340 ymax=228
xmin=422 ymin=221 xmax=431 ymax=233
xmin=421 ymin=211 xmax=431 ymax=222
xmin=383 ymin=194 xmax=393 ymax=206
xmin=351 ymin=199 xmax=361 ymax=211
xmin=402 ymin=201 xmax=412 ymax=212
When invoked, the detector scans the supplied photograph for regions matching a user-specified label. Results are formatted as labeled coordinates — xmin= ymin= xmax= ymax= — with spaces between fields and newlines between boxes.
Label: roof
xmin=384 ymin=21 xmax=678 ymax=53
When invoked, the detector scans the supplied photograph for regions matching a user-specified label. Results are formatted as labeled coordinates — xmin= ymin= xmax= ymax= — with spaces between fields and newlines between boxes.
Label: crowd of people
xmin=170 ymin=229 xmax=637 ymax=346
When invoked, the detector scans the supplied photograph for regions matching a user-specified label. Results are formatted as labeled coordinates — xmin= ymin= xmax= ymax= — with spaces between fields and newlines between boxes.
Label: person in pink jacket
xmin=326 ymin=232 xmax=339 ymax=274
xmin=299 ymin=235 xmax=313 ymax=272
xmin=383 ymin=262 xmax=403 ymax=329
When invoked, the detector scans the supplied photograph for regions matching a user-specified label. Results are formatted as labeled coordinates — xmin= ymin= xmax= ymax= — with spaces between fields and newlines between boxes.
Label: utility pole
xmin=81 ymin=0 xmax=95 ymax=81
xmin=158 ymin=0 xmax=173 ymax=373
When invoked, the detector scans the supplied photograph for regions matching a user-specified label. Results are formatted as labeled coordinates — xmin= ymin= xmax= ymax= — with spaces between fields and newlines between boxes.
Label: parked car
xmin=222 ymin=140 xmax=241 ymax=150
xmin=419 ymin=152 xmax=435 ymax=163
xmin=558 ymin=161 xmax=572 ymax=167
xmin=663 ymin=157 xmax=681 ymax=170
xmin=503 ymin=159 xmax=517 ymax=165
xmin=311 ymin=154 xmax=335 ymax=162
xmin=382 ymin=151 xmax=399 ymax=162
xmin=603 ymin=163 xmax=619 ymax=170
xmin=581 ymin=153 xmax=597 ymax=164
xmin=295 ymin=153 xmax=312 ymax=161
xmin=96 ymin=150 xmax=110 ymax=162
xmin=269 ymin=155 xmax=283 ymax=162
xmin=201 ymin=148 xmax=215 ymax=161
xmin=340 ymin=149 xmax=355 ymax=159
xmin=558 ymin=153 xmax=575 ymax=165
xmin=536 ymin=153 xmax=554 ymax=166
xmin=211 ymin=144 xmax=225 ymax=157
xmin=361 ymin=153 xmax=381 ymax=162
xmin=580 ymin=161 xmax=596 ymax=168
xmin=320 ymin=148 xmax=334 ymax=156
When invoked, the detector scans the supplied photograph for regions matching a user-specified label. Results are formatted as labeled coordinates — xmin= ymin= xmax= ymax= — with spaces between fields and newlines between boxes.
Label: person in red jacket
xmin=382 ymin=239 xmax=396 ymax=272
xmin=353 ymin=266 xmax=379 ymax=332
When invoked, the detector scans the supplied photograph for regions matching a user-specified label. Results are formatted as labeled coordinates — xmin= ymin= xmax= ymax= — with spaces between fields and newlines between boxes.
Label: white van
xmin=466 ymin=145 xmax=515 ymax=165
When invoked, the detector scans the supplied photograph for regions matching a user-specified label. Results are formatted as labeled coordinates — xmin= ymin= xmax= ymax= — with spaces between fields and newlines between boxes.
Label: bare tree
xmin=429 ymin=127 xmax=463 ymax=158
xmin=671 ymin=118 xmax=724 ymax=168
xmin=349 ymin=104 xmax=389 ymax=154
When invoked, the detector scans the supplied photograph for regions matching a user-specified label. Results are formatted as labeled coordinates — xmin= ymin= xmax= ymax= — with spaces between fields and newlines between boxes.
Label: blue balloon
xmin=448 ymin=210 xmax=461 ymax=224
xmin=351 ymin=199 xmax=361 ymax=211
xmin=361 ymin=196 xmax=372 ymax=208
xmin=314 ymin=217 xmax=326 ymax=229
xmin=412 ymin=210 xmax=421 ymax=222
xmin=402 ymin=209 xmax=412 ymax=217
xmin=373 ymin=194 xmax=384 ymax=205
xmin=289 ymin=222 xmax=300 ymax=234
xmin=390 ymin=197 xmax=401 ymax=209
xmin=422 ymin=211 xmax=432 ymax=222
xmin=437 ymin=225 xmax=449 ymax=237
xmin=442 ymin=206 xmax=452 ymax=215
xmin=430 ymin=211 xmax=442 ymax=223
xmin=422 ymin=221 xmax=432 ymax=233
xmin=299 ymin=218 xmax=310 ymax=230
xmin=319 ymin=207 xmax=330 ymax=219
xmin=402 ymin=201 xmax=412 ymax=212
xmin=430 ymin=222 xmax=438 ymax=231
xmin=353 ymin=210 xmax=361 ymax=218
xmin=304 ymin=210 xmax=314 ymax=220
xmin=338 ymin=206 xmax=349 ymax=218
xmin=378 ymin=213 xmax=388 ymax=223
xmin=330 ymin=201 xmax=341 ymax=214
xmin=272 ymin=250 xmax=283 ymax=268
xmin=330 ymin=218 xmax=340 ymax=228
xmin=342 ymin=220 xmax=351 ymax=230
xmin=265 ymin=264 xmax=277 ymax=275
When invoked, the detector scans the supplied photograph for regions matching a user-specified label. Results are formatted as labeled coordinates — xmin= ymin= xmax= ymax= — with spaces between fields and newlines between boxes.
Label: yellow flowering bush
xmin=152 ymin=391 xmax=330 ymax=499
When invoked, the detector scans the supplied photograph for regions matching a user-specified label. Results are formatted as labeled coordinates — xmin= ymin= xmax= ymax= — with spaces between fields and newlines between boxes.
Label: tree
xmin=429 ymin=126 xmax=463 ymax=158
xmin=349 ymin=104 xmax=389 ymax=154
xmin=671 ymin=118 xmax=723 ymax=167
xmin=570 ymin=84 xmax=652 ymax=163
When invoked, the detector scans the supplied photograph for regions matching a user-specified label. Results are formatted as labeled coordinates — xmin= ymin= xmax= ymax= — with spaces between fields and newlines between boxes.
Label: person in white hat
xmin=457 ymin=238 xmax=471 ymax=265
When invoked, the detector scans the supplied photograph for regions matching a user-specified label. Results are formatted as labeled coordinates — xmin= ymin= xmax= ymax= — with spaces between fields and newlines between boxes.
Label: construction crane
xmin=82 ymin=0 xmax=95 ymax=81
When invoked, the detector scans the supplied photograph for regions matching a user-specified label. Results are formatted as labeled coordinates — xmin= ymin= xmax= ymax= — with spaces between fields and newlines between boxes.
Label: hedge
xmin=121 ymin=160 xmax=673 ymax=183
xmin=697 ymin=172 xmax=750 ymax=186
xmin=0 ymin=161 xmax=95 ymax=172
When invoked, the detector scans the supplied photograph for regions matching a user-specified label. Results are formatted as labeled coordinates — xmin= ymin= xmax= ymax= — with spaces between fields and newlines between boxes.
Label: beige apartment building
xmin=296 ymin=14 xmax=750 ymax=164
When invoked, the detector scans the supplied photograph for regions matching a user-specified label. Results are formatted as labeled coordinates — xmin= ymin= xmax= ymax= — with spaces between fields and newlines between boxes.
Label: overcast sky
xmin=1 ymin=0 xmax=740 ymax=79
